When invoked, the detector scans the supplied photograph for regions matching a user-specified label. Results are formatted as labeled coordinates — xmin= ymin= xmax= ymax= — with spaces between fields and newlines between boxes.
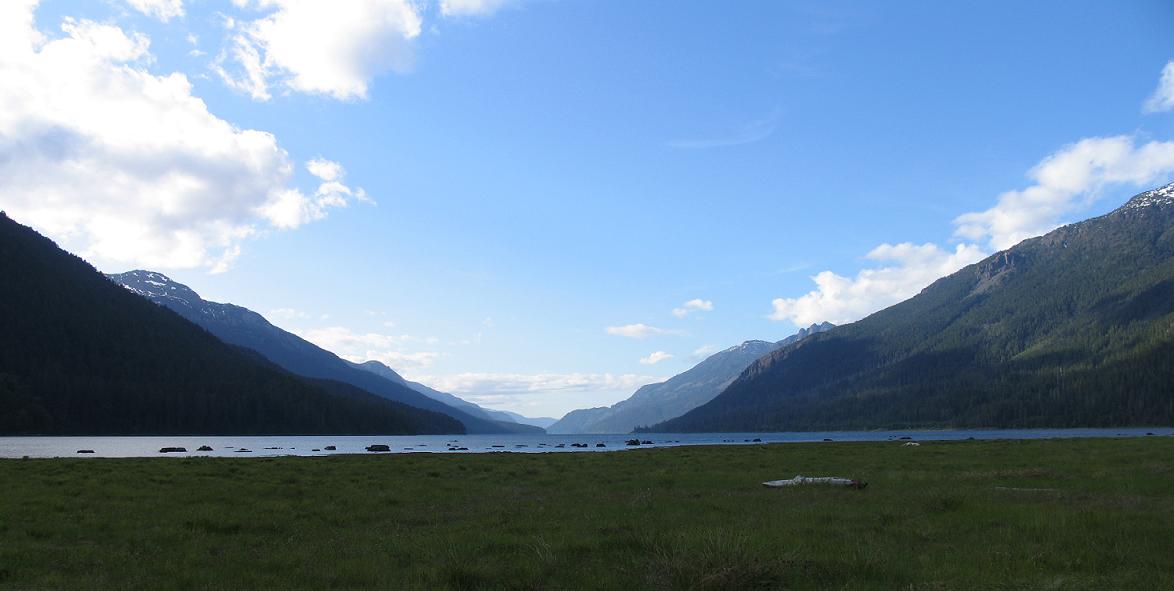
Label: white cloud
xmin=407 ymin=371 xmax=667 ymax=416
xmin=367 ymin=351 xmax=441 ymax=368
xmin=412 ymin=372 xmax=664 ymax=396
xmin=639 ymin=351 xmax=673 ymax=365
xmin=216 ymin=0 xmax=423 ymax=101
xmin=0 ymin=3 xmax=366 ymax=273
xmin=770 ymin=134 xmax=1174 ymax=327
xmin=296 ymin=326 xmax=439 ymax=369
xmin=187 ymin=33 xmax=206 ymax=57
xmin=671 ymin=298 xmax=714 ymax=318
xmin=306 ymin=158 xmax=344 ymax=182
xmin=297 ymin=326 xmax=411 ymax=348
xmin=440 ymin=0 xmax=515 ymax=18
xmin=770 ymin=243 xmax=986 ymax=326
xmin=954 ymin=136 xmax=1174 ymax=250
xmin=606 ymin=323 xmax=680 ymax=339
xmin=1144 ymin=61 xmax=1174 ymax=114
xmin=213 ymin=28 xmax=270 ymax=100
xmin=256 ymin=159 xmax=371 ymax=228
xmin=268 ymin=307 xmax=309 ymax=320
xmin=256 ymin=158 xmax=373 ymax=228
xmin=126 ymin=0 xmax=184 ymax=22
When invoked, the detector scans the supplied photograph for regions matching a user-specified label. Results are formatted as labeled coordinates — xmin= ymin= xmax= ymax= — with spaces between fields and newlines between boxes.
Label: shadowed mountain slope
xmin=0 ymin=213 xmax=462 ymax=435
xmin=108 ymin=271 xmax=541 ymax=434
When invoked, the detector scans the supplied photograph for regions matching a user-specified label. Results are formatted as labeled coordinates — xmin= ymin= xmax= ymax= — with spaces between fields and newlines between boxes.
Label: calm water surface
xmin=1 ymin=428 xmax=1170 ymax=458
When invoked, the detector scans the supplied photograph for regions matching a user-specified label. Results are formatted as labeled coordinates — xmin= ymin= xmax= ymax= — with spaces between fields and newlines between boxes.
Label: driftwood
xmin=763 ymin=475 xmax=867 ymax=489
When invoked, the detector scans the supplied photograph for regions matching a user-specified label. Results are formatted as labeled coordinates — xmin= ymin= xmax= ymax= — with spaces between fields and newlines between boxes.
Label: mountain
xmin=347 ymin=362 xmax=555 ymax=427
xmin=345 ymin=359 xmax=544 ymax=430
xmin=650 ymin=185 xmax=1174 ymax=432
xmin=548 ymin=323 xmax=834 ymax=434
xmin=108 ymin=271 xmax=541 ymax=435
xmin=0 ymin=212 xmax=462 ymax=435
xmin=498 ymin=411 xmax=559 ymax=429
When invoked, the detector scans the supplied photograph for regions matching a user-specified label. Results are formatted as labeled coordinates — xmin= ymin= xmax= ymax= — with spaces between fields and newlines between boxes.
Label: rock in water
xmin=366 ymin=444 xmax=391 ymax=452
xmin=159 ymin=447 xmax=187 ymax=453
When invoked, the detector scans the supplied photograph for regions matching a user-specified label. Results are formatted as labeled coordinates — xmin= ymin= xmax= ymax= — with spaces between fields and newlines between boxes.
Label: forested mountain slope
xmin=651 ymin=185 xmax=1174 ymax=432
xmin=550 ymin=323 xmax=832 ymax=434
xmin=108 ymin=271 xmax=540 ymax=435
xmin=0 ymin=213 xmax=462 ymax=435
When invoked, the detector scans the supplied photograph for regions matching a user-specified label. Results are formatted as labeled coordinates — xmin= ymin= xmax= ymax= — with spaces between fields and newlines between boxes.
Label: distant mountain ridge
xmin=548 ymin=323 xmax=833 ymax=434
xmin=0 ymin=212 xmax=461 ymax=435
xmin=346 ymin=364 xmax=556 ymax=427
xmin=498 ymin=411 xmax=559 ymax=429
xmin=109 ymin=270 xmax=542 ymax=435
xmin=650 ymin=184 xmax=1174 ymax=432
xmin=345 ymin=359 xmax=538 ymax=425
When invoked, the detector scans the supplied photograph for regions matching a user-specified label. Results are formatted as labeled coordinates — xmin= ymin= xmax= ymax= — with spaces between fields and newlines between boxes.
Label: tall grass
xmin=1 ymin=437 xmax=1172 ymax=589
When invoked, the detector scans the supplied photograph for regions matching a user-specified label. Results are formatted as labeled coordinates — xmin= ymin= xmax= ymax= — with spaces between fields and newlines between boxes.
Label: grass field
xmin=2 ymin=437 xmax=1173 ymax=590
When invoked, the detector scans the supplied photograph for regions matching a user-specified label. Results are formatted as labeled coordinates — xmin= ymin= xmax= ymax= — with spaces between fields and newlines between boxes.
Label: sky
xmin=2 ymin=0 xmax=1173 ymax=418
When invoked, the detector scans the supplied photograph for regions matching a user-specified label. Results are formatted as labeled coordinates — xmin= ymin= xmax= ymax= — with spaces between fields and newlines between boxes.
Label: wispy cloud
xmin=406 ymin=371 xmax=667 ymax=416
xmin=639 ymin=351 xmax=673 ymax=365
xmin=671 ymin=298 xmax=713 ymax=318
xmin=410 ymin=372 xmax=664 ymax=396
xmin=765 ymin=263 xmax=812 ymax=276
xmin=125 ymin=0 xmax=184 ymax=22
xmin=666 ymin=110 xmax=780 ymax=149
xmin=606 ymin=323 xmax=682 ymax=339
xmin=295 ymin=326 xmax=440 ymax=370
xmin=1143 ymin=61 xmax=1174 ymax=114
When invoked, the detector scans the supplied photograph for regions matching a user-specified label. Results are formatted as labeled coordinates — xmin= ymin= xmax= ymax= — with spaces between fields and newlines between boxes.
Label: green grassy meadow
xmin=2 ymin=437 xmax=1173 ymax=590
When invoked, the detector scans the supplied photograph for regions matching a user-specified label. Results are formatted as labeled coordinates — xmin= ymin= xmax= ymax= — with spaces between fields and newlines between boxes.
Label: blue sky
xmin=3 ymin=0 xmax=1174 ymax=417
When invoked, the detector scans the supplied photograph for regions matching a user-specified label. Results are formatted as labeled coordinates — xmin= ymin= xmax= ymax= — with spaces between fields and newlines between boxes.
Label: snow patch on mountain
xmin=1125 ymin=182 xmax=1174 ymax=210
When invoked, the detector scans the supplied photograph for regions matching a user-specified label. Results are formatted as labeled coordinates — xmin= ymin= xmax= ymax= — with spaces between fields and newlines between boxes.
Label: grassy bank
xmin=2 ymin=437 xmax=1173 ymax=589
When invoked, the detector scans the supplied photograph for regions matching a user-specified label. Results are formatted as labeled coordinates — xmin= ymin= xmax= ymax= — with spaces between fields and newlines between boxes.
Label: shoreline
xmin=2 ymin=428 xmax=1172 ymax=460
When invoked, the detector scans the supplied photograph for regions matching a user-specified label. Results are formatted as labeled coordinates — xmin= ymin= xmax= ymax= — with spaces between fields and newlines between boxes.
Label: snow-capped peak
xmin=108 ymin=270 xmax=201 ymax=307
xmin=1125 ymin=183 xmax=1174 ymax=210
xmin=724 ymin=340 xmax=773 ymax=353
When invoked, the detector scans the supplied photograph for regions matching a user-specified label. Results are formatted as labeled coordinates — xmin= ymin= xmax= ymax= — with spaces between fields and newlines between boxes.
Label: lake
xmin=1 ymin=427 xmax=1170 ymax=458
